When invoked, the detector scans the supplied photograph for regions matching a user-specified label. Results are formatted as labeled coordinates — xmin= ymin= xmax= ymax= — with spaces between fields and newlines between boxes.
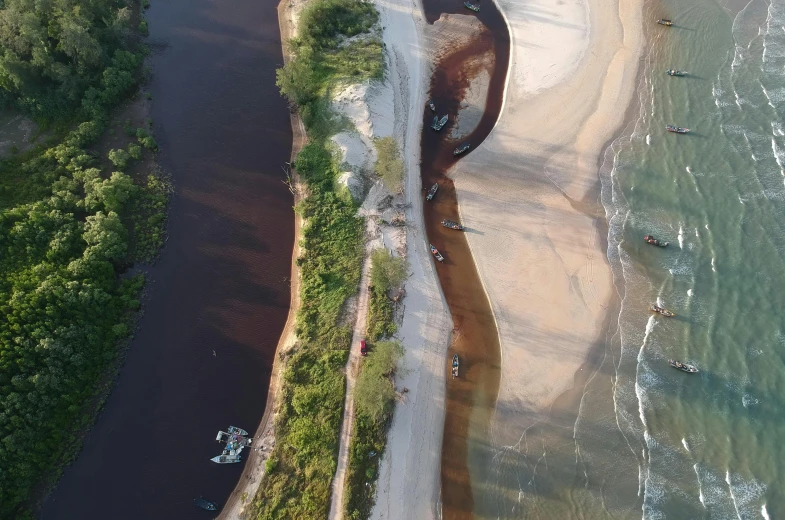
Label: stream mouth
xmin=418 ymin=1 xmax=511 ymax=518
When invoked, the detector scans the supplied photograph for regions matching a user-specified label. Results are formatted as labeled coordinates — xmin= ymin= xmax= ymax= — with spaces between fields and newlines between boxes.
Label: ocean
xmin=476 ymin=0 xmax=785 ymax=517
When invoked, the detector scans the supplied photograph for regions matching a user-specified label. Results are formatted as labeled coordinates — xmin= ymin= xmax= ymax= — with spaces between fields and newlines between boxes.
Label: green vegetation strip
xmin=250 ymin=0 xmax=383 ymax=518
xmin=0 ymin=0 xmax=163 ymax=515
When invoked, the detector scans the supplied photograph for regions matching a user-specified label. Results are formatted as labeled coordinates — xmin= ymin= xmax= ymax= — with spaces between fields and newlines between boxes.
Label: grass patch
xmin=366 ymin=248 xmax=407 ymax=340
xmin=373 ymin=136 xmax=403 ymax=193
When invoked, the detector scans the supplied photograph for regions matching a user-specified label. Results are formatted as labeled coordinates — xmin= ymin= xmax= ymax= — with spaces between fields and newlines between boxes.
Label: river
xmin=40 ymin=0 xmax=293 ymax=517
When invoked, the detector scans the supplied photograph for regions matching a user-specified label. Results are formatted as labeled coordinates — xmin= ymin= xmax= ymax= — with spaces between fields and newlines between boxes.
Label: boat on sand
xmin=650 ymin=304 xmax=675 ymax=317
xmin=666 ymin=125 xmax=690 ymax=134
xmin=669 ymin=360 xmax=698 ymax=373
xmin=441 ymin=219 xmax=464 ymax=230
xmin=644 ymin=234 xmax=668 ymax=247
xmin=453 ymin=143 xmax=470 ymax=156
xmin=426 ymin=183 xmax=438 ymax=201
xmin=430 ymin=244 xmax=444 ymax=262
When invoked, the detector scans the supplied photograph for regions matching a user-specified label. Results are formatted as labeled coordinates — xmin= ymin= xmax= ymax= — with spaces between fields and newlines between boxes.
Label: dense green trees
xmin=0 ymin=0 xmax=154 ymax=514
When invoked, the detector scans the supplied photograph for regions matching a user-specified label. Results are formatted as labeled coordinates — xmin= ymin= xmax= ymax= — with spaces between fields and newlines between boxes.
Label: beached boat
xmin=431 ymin=115 xmax=448 ymax=131
xmin=194 ymin=498 xmax=218 ymax=511
xmin=441 ymin=219 xmax=464 ymax=231
xmin=452 ymin=354 xmax=459 ymax=378
xmin=428 ymin=100 xmax=436 ymax=112
xmin=669 ymin=359 xmax=698 ymax=373
xmin=228 ymin=426 xmax=248 ymax=436
xmin=657 ymin=18 xmax=673 ymax=26
xmin=650 ymin=304 xmax=675 ymax=317
xmin=666 ymin=125 xmax=690 ymax=134
xmin=464 ymin=1 xmax=480 ymax=11
xmin=426 ymin=182 xmax=438 ymax=201
xmin=666 ymin=69 xmax=686 ymax=76
xmin=211 ymin=454 xmax=242 ymax=464
xmin=430 ymin=244 xmax=444 ymax=262
xmin=454 ymin=143 xmax=471 ymax=156
xmin=644 ymin=234 xmax=668 ymax=247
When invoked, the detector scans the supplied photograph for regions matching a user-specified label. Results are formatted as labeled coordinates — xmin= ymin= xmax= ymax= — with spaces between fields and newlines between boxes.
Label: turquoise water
xmin=476 ymin=0 xmax=785 ymax=517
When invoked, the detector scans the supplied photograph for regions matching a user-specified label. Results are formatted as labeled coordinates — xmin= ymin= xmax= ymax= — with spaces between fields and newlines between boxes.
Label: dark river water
xmin=40 ymin=0 xmax=293 ymax=517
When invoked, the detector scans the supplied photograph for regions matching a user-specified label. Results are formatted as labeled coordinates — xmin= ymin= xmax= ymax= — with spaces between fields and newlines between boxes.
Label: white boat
xmin=211 ymin=454 xmax=242 ymax=464
xmin=431 ymin=115 xmax=448 ymax=131
xmin=228 ymin=426 xmax=248 ymax=436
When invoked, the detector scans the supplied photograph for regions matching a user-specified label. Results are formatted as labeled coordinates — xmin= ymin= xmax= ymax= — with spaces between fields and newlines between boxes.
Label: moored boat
xmin=228 ymin=426 xmax=248 ymax=436
xmin=454 ymin=143 xmax=471 ymax=156
xmin=464 ymin=1 xmax=480 ymax=11
xmin=669 ymin=359 xmax=698 ymax=373
xmin=657 ymin=18 xmax=673 ymax=26
xmin=426 ymin=182 xmax=438 ymax=201
xmin=441 ymin=219 xmax=464 ymax=230
xmin=211 ymin=454 xmax=241 ymax=464
xmin=194 ymin=498 xmax=218 ymax=511
xmin=428 ymin=100 xmax=436 ymax=112
xmin=430 ymin=244 xmax=444 ymax=262
xmin=431 ymin=115 xmax=449 ymax=131
xmin=452 ymin=354 xmax=459 ymax=378
xmin=650 ymin=304 xmax=675 ymax=317
xmin=644 ymin=234 xmax=668 ymax=247
xmin=666 ymin=69 xmax=686 ymax=76
xmin=666 ymin=125 xmax=690 ymax=134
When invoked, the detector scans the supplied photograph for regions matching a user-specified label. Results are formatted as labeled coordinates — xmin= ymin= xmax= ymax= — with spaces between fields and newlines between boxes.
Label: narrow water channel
xmin=40 ymin=0 xmax=293 ymax=517
xmin=419 ymin=1 xmax=510 ymax=518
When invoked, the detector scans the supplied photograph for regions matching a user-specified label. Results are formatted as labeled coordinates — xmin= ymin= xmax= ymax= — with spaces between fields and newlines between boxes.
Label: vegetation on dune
xmin=0 ymin=0 xmax=164 ymax=515
xmin=250 ymin=0 xmax=386 ymax=518
xmin=373 ymin=136 xmax=403 ymax=193
xmin=366 ymin=248 xmax=407 ymax=341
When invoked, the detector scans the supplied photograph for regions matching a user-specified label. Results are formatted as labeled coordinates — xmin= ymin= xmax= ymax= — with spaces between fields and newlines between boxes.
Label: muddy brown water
xmin=420 ymin=1 xmax=510 ymax=519
xmin=39 ymin=0 xmax=293 ymax=517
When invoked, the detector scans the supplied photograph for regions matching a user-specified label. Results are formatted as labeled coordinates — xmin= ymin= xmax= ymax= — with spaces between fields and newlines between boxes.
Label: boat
xmin=666 ymin=69 xmax=686 ymax=76
xmin=657 ymin=18 xmax=673 ymax=26
xmin=464 ymin=1 xmax=480 ymax=11
xmin=428 ymin=100 xmax=436 ymax=112
xmin=430 ymin=244 xmax=444 ymax=262
xmin=211 ymin=454 xmax=242 ymax=464
xmin=441 ymin=219 xmax=464 ymax=231
xmin=431 ymin=115 xmax=448 ymax=131
xmin=194 ymin=498 xmax=218 ymax=511
xmin=453 ymin=143 xmax=471 ymax=156
xmin=452 ymin=354 xmax=459 ymax=378
xmin=426 ymin=182 xmax=438 ymax=201
xmin=650 ymin=304 xmax=675 ymax=317
xmin=666 ymin=125 xmax=690 ymax=134
xmin=228 ymin=426 xmax=248 ymax=436
xmin=669 ymin=359 xmax=698 ymax=373
xmin=643 ymin=235 xmax=669 ymax=247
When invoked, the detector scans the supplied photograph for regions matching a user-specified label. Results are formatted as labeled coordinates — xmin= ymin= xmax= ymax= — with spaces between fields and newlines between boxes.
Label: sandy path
xmin=328 ymin=245 xmax=373 ymax=520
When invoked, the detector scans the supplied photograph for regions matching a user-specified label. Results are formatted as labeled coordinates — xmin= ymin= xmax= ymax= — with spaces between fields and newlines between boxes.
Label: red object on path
xmin=360 ymin=340 xmax=368 ymax=356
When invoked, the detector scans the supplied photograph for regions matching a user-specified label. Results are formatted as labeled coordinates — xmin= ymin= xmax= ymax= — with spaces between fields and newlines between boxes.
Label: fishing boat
xmin=669 ymin=359 xmax=698 ymax=373
xmin=650 ymin=304 xmax=675 ymax=317
xmin=194 ymin=498 xmax=218 ymax=511
xmin=452 ymin=354 xmax=459 ymax=378
xmin=441 ymin=219 xmax=464 ymax=231
xmin=454 ymin=143 xmax=471 ymax=156
xmin=464 ymin=1 xmax=480 ymax=11
xmin=666 ymin=69 xmax=686 ymax=76
xmin=643 ymin=235 xmax=668 ymax=247
xmin=666 ymin=125 xmax=690 ymax=134
xmin=428 ymin=100 xmax=436 ymax=112
xmin=657 ymin=18 xmax=673 ymax=26
xmin=430 ymin=244 xmax=444 ymax=262
xmin=211 ymin=453 xmax=241 ymax=464
xmin=216 ymin=431 xmax=252 ymax=452
xmin=431 ymin=115 xmax=448 ymax=131
xmin=426 ymin=182 xmax=438 ymax=201
xmin=228 ymin=426 xmax=248 ymax=436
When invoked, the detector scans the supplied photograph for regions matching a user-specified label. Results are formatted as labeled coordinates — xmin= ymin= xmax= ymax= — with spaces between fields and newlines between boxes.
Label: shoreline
xmin=216 ymin=0 xmax=306 ymax=515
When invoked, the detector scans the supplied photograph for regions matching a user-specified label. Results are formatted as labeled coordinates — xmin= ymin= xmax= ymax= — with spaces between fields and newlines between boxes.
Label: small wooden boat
xmin=452 ymin=354 xmax=459 ymax=378
xmin=464 ymin=1 xmax=480 ymax=11
xmin=426 ymin=182 xmax=438 ymax=201
xmin=194 ymin=498 xmax=218 ymax=511
xmin=441 ymin=219 xmax=464 ymax=231
xmin=228 ymin=426 xmax=248 ymax=436
xmin=430 ymin=244 xmax=444 ymax=262
xmin=650 ymin=304 xmax=675 ymax=317
xmin=428 ymin=100 xmax=436 ymax=112
xmin=644 ymin=235 xmax=668 ymax=247
xmin=657 ymin=18 xmax=673 ymax=26
xmin=669 ymin=359 xmax=698 ymax=373
xmin=666 ymin=125 xmax=690 ymax=134
xmin=666 ymin=69 xmax=686 ymax=76
xmin=431 ymin=115 xmax=448 ymax=131
xmin=211 ymin=454 xmax=241 ymax=464
xmin=454 ymin=143 xmax=471 ymax=156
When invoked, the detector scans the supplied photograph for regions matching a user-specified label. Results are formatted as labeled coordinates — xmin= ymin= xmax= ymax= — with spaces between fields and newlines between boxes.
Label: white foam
xmin=682 ymin=438 xmax=690 ymax=452
xmin=694 ymin=464 xmax=707 ymax=508
xmin=646 ymin=134 xmax=651 ymax=145
xmin=712 ymin=257 xmax=717 ymax=272
xmin=688 ymin=289 xmax=694 ymax=297
xmin=678 ymin=225 xmax=685 ymax=249
xmin=762 ymin=504 xmax=771 ymax=520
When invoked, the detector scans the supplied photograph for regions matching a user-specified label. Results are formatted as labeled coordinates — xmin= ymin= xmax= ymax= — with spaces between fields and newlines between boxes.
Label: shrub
xmin=108 ymin=149 xmax=131 ymax=169
xmin=374 ymin=137 xmax=403 ymax=193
